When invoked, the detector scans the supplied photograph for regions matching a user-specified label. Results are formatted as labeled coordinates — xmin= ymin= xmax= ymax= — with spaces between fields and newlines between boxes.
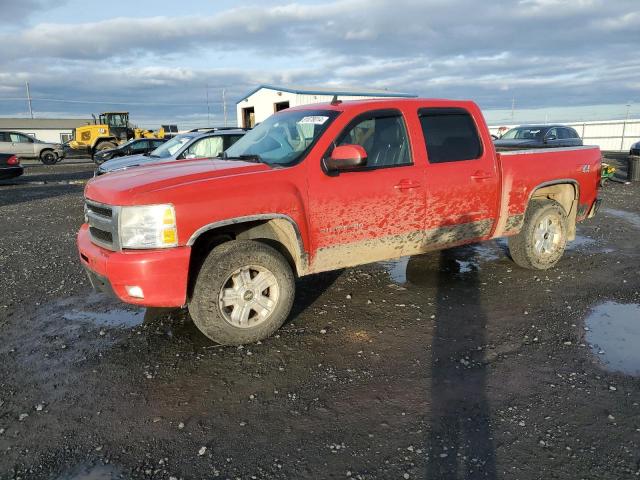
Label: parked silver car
xmin=0 ymin=130 xmax=65 ymax=165
xmin=95 ymin=128 xmax=246 ymax=175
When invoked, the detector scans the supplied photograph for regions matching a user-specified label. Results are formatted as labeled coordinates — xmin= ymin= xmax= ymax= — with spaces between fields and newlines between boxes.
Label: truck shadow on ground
xmin=405 ymin=249 xmax=497 ymax=479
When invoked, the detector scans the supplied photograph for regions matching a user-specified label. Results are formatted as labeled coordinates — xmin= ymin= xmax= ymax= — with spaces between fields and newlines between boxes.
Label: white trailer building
xmin=236 ymin=85 xmax=417 ymax=128
xmin=0 ymin=118 xmax=92 ymax=144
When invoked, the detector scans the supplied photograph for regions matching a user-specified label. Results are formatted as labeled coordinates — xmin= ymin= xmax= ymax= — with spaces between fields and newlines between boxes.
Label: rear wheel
xmin=508 ymin=200 xmax=568 ymax=270
xmin=188 ymin=240 xmax=295 ymax=345
xmin=40 ymin=150 xmax=58 ymax=165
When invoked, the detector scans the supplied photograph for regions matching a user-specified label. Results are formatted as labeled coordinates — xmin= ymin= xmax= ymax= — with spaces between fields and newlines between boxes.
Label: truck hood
xmin=86 ymin=158 xmax=271 ymax=205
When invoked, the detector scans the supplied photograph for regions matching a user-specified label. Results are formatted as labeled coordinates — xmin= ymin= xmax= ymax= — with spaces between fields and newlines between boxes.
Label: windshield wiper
xmin=222 ymin=153 xmax=265 ymax=164
xmin=238 ymin=154 xmax=263 ymax=163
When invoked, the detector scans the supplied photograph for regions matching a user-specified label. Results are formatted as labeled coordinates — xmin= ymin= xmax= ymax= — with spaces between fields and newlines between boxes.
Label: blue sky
xmin=1 ymin=0 xmax=638 ymax=128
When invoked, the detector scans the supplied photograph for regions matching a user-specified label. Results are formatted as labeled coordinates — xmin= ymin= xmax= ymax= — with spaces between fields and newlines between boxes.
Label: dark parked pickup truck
xmin=79 ymin=98 xmax=601 ymax=345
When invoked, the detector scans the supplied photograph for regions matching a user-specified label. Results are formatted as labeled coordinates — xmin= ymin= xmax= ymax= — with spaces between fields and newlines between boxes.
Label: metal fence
xmin=489 ymin=119 xmax=640 ymax=152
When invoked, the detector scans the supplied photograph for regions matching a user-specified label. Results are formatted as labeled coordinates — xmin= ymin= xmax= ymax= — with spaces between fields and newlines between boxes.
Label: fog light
xmin=125 ymin=285 xmax=144 ymax=299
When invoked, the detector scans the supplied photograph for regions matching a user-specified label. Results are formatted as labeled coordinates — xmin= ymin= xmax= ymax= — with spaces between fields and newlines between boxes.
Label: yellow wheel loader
xmin=68 ymin=112 xmax=177 ymax=160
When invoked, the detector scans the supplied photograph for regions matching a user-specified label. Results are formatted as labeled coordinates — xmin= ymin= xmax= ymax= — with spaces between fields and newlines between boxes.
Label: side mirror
xmin=545 ymin=135 xmax=556 ymax=143
xmin=325 ymin=144 xmax=367 ymax=172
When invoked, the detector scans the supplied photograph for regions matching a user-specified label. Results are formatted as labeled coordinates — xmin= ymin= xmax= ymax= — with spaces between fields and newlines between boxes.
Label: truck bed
xmin=495 ymin=145 xmax=601 ymax=237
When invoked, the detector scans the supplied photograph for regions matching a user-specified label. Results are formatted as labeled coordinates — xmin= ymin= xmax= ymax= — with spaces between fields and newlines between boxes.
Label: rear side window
xmin=565 ymin=128 xmax=579 ymax=139
xmin=130 ymin=140 xmax=149 ymax=151
xmin=419 ymin=108 xmax=482 ymax=163
xmin=225 ymin=135 xmax=244 ymax=149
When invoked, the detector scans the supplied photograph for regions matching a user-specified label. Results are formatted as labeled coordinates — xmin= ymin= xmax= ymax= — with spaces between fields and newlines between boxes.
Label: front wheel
xmin=40 ymin=150 xmax=58 ymax=165
xmin=188 ymin=240 xmax=295 ymax=345
xmin=508 ymin=200 xmax=568 ymax=270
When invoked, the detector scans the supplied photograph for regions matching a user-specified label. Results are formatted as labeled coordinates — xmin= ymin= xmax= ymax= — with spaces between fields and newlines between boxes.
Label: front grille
xmin=87 ymin=202 xmax=112 ymax=218
xmin=85 ymin=199 xmax=119 ymax=251
xmin=89 ymin=227 xmax=113 ymax=243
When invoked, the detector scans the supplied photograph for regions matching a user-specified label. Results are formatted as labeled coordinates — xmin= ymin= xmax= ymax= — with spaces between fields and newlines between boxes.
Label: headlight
xmin=119 ymin=204 xmax=178 ymax=249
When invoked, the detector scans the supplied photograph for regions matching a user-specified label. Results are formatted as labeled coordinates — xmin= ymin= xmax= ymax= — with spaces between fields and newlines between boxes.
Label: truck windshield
xmin=225 ymin=109 xmax=340 ymax=166
xmin=149 ymin=134 xmax=193 ymax=158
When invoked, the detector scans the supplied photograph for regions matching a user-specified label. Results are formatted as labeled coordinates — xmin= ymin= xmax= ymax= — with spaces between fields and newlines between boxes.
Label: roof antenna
xmin=330 ymin=95 xmax=342 ymax=106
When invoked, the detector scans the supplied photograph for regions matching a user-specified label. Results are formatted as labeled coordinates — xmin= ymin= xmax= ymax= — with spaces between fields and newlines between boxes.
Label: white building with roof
xmin=0 ymin=118 xmax=92 ymax=144
xmin=236 ymin=85 xmax=417 ymax=128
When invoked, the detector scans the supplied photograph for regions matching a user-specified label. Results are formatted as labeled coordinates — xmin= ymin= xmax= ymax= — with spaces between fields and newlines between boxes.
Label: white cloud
xmin=0 ymin=0 xmax=638 ymax=123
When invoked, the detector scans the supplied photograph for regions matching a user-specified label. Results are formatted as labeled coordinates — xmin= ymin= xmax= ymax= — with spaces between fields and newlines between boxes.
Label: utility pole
xmin=621 ymin=102 xmax=631 ymax=151
xmin=222 ymin=88 xmax=228 ymax=127
xmin=510 ymin=97 xmax=515 ymax=123
xmin=25 ymin=81 xmax=34 ymax=119
xmin=206 ymin=84 xmax=211 ymax=126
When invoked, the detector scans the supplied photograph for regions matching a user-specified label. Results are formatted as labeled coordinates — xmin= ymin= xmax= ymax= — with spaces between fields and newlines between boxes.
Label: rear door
xmin=307 ymin=108 xmax=426 ymax=272
xmin=8 ymin=132 xmax=35 ymax=157
xmin=418 ymin=107 xmax=499 ymax=244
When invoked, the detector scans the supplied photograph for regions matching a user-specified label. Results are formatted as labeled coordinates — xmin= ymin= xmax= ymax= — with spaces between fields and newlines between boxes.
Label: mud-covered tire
xmin=508 ymin=200 xmax=568 ymax=270
xmin=40 ymin=150 xmax=58 ymax=165
xmin=188 ymin=240 xmax=295 ymax=345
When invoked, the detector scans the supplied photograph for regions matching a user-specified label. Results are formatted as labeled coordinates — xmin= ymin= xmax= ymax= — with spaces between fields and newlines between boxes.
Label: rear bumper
xmin=77 ymin=224 xmax=191 ymax=307
xmin=0 ymin=166 xmax=24 ymax=180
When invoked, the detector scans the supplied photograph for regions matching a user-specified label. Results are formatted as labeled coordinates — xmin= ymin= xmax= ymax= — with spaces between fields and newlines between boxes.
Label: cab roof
xmin=287 ymin=97 xmax=479 ymax=113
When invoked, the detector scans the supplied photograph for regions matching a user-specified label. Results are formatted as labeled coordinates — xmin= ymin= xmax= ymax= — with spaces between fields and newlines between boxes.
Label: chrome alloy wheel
xmin=533 ymin=214 xmax=562 ymax=256
xmin=218 ymin=265 xmax=280 ymax=328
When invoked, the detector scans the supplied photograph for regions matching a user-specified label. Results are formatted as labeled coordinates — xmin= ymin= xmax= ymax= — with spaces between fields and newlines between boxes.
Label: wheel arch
xmin=187 ymin=214 xmax=309 ymax=282
xmin=528 ymin=179 xmax=579 ymax=240
xmin=39 ymin=147 xmax=55 ymax=157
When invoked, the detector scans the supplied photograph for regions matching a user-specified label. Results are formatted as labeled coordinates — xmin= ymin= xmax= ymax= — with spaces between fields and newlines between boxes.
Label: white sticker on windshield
xmin=298 ymin=116 xmax=329 ymax=125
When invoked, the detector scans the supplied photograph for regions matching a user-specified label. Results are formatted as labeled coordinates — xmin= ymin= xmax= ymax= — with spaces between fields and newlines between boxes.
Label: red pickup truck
xmin=78 ymin=98 xmax=601 ymax=345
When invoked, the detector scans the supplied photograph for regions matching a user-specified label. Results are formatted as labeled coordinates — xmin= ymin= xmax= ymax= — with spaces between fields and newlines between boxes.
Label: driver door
xmin=307 ymin=109 xmax=426 ymax=273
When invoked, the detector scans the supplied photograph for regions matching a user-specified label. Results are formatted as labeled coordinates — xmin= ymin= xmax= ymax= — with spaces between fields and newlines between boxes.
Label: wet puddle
xmin=54 ymin=294 xmax=185 ymax=331
xmin=566 ymin=235 xmax=614 ymax=253
xmin=63 ymin=308 xmax=145 ymax=328
xmin=585 ymin=302 xmax=640 ymax=376
xmin=604 ymin=208 xmax=640 ymax=229
xmin=379 ymin=240 xmax=506 ymax=284
xmin=57 ymin=464 xmax=122 ymax=480
xmin=379 ymin=256 xmax=410 ymax=283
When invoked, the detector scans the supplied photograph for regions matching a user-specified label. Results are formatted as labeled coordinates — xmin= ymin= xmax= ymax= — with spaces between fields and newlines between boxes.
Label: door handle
xmin=470 ymin=171 xmax=493 ymax=182
xmin=394 ymin=179 xmax=421 ymax=190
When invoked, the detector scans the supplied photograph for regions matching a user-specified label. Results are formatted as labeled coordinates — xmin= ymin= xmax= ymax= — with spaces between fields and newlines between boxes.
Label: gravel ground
xmin=0 ymin=160 xmax=639 ymax=480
